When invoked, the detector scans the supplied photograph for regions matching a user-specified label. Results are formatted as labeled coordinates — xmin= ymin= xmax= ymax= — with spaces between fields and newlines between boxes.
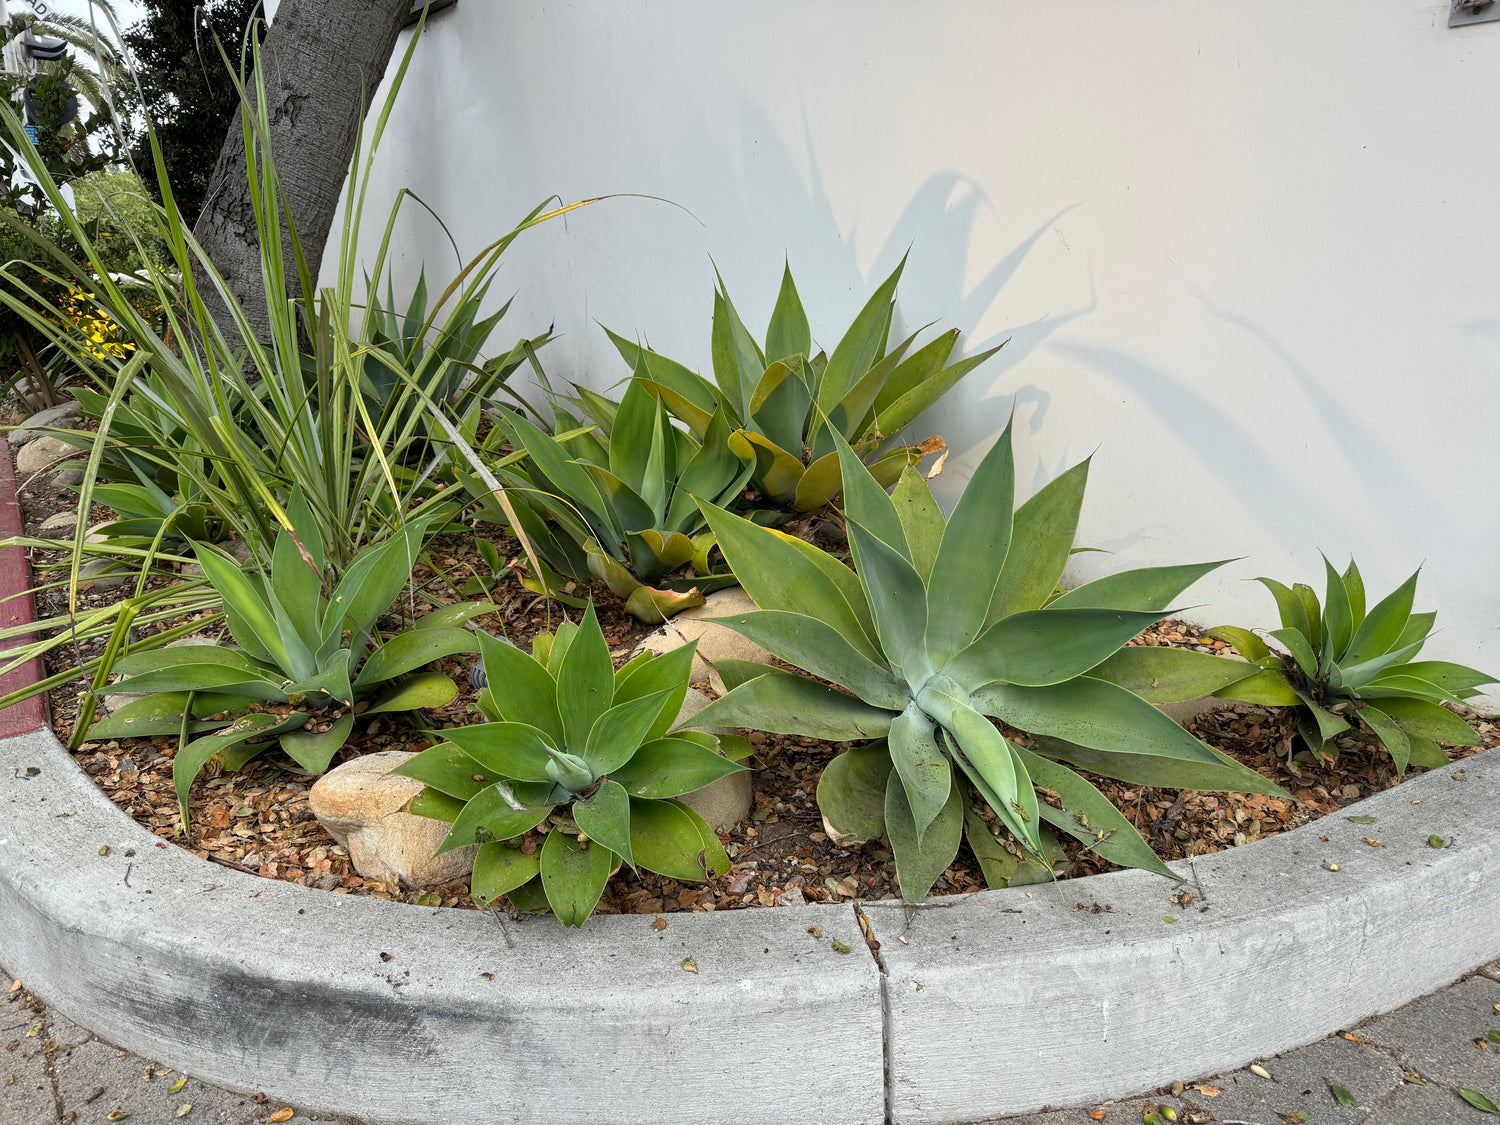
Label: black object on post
xmin=404 ymin=0 xmax=457 ymax=29
xmin=22 ymin=78 xmax=78 ymax=129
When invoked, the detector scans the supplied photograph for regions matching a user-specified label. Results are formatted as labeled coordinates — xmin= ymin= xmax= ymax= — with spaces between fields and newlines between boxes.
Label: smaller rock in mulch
xmin=632 ymin=587 xmax=770 ymax=694
xmin=9 ymin=400 xmax=81 ymax=445
xmin=15 ymin=435 xmax=77 ymax=476
xmin=37 ymin=511 xmax=78 ymax=535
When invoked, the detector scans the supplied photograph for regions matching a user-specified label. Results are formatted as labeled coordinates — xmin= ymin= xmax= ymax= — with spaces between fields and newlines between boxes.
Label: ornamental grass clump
xmin=693 ymin=420 xmax=1287 ymax=900
xmin=395 ymin=605 xmax=747 ymax=925
xmin=1205 ymin=559 xmax=1494 ymax=774
xmin=606 ymin=258 xmax=1003 ymax=513
xmin=0 ymin=20 xmax=589 ymax=708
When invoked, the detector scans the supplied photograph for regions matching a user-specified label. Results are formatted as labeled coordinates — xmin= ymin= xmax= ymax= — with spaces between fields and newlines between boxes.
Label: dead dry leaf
xmin=925 ymin=444 xmax=950 ymax=479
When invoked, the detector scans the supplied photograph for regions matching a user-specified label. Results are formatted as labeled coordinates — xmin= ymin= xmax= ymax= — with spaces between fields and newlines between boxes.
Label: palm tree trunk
xmin=191 ymin=0 xmax=414 ymax=343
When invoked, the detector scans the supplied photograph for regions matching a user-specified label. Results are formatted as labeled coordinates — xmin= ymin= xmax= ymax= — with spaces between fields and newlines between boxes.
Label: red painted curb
xmin=0 ymin=436 xmax=48 ymax=736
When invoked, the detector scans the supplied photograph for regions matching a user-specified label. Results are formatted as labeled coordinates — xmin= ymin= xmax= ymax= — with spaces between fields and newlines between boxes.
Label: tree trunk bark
xmin=14 ymin=335 xmax=59 ymax=410
xmin=191 ymin=0 xmax=413 ymax=343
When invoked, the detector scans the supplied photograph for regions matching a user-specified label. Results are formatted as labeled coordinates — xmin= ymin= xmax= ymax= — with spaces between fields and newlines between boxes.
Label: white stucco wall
xmin=336 ymin=1 xmax=1500 ymax=697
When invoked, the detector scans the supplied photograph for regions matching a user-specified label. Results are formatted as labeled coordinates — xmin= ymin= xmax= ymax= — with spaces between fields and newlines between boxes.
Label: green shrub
xmin=1205 ymin=560 xmax=1494 ymax=773
xmin=606 ymin=259 xmax=1002 ymax=513
xmin=394 ymin=605 xmax=746 ymax=924
xmin=693 ymin=420 xmax=1286 ymax=900
xmin=355 ymin=267 xmax=551 ymax=460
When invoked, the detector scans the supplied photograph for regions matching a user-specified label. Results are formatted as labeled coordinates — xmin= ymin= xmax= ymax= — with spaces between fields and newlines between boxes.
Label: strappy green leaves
xmin=605 ymin=258 xmax=998 ymax=513
xmin=96 ymin=507 xmax=482 ymax=839
xmin=474 ymin=377 xmax=753 ymax=621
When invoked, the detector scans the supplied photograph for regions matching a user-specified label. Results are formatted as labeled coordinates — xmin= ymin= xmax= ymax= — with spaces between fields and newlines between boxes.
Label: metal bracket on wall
xmin=1451 ymin=0 xmax=1500 ymax=27
xmin=405 ymin=0 xmax=457 ymax=29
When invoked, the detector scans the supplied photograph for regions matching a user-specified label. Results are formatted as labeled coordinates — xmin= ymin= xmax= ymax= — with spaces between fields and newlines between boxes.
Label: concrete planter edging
xmin=2 ymin=722 xmax=1497 ymax=1123
xmin=0 ymin=727 xmax=885 ymax=1125
xmin=867 ymin=744 xmax=1500 ymax=1122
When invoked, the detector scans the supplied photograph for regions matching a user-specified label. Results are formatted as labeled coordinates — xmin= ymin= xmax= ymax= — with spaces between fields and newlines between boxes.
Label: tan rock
xmin=309 ymin=750 xmax=476 ymax=888
xmin=632 ymin=586 xmax=770 ymax=695
xmin=77 ymin=558 xmax=129 ymax=591
xmin=15 ymin=435 xmax=77 ymax=476
xmin=672 ymin=688 xmax=753 ymax=831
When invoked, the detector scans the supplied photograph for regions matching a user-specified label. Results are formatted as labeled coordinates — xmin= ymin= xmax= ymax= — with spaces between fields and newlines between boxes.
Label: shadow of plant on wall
xmin=1048 ymin=336 xmax=1353 ymax=554
xmin=381 ymin=12 xmax=1101 ymax=500
xmin=1193 ymin=287 xmax=1456 ymax=548
xmin=640 ymin=91 xmax=1101 ymax=496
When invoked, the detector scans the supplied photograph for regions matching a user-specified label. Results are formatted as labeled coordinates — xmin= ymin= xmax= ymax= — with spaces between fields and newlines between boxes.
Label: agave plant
xmin=482 ymin=373 xmax=755 ymax=621
xmin=354 ymin=267 xmax=552 ymax=450
xmin=605 ymin=258 xmax=1003 ymax=513
xmin=393 ymin=605 xmax=745 ymax=925
xmin=81 ymin=475 xmax=227 ymax=546
xmin=1194 ymin=560 xmax=1494 ymax=774
xmin=692 ymin=421 xmax=1287 ymax=900
xmin=87 ymin=501 xmax=487 ymax=830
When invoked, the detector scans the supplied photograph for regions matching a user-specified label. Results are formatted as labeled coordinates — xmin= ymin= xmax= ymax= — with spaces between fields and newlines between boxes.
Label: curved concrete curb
xmin=0 ymin=727 xmax=885 ymax=1125
xmin=1 ymin=425 xmax=1496 ymax=1121
xmin=3 ymin=725 xmax=1497 ymax=1124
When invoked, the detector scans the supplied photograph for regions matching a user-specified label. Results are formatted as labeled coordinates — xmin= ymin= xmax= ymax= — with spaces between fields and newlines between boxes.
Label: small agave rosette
xmin=394 ymin=605 xmax=749 ymax=925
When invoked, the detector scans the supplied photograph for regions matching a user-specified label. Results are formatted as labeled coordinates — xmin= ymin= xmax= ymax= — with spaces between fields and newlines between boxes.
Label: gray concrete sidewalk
xmin=1 ymin=964 xmax=364 ymax=1125
xmin=4 ymin=957 xmax=1499 ymax=1125
xmin=998 ymin=961 xmax=1500 ymax=1125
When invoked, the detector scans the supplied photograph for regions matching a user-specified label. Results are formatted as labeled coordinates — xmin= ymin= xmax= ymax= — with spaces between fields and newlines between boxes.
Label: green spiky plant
xmin=1196 ymin=560 xmax=1494 ymax=774
xmin=480 ymin=373 xmax=755 ymax=621
xmin=604 ymin=258 xmax=1003 ymax=514
xmin=0 ymin=13 xmax=590 ymax=710
xmin=354 ymin=266 xmax=552 ymax=453
xmin=393 ymin=605 xmax=746 ymax=925
xmin=88 ymin=502 xmax=488 ymax=831
xmin=691 ymin=421 xmax=1288 ymax=900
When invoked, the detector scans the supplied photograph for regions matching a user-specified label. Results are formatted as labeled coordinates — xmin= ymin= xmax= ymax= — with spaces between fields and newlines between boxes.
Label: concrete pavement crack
xmin=39 ymin=1007 xmax=68 ymax=1125
xmin=851 ymin=903 xmax=894 ymax=1125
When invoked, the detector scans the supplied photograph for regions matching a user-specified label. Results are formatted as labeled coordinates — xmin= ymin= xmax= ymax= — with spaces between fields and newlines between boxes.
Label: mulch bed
xmin=9 ymin=439 xmax=1497 ymax=920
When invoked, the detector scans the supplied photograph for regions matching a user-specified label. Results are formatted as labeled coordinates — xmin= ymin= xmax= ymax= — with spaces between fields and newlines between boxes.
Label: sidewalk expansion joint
xmin=851 ymin=902 xmax=895 ymax=1125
